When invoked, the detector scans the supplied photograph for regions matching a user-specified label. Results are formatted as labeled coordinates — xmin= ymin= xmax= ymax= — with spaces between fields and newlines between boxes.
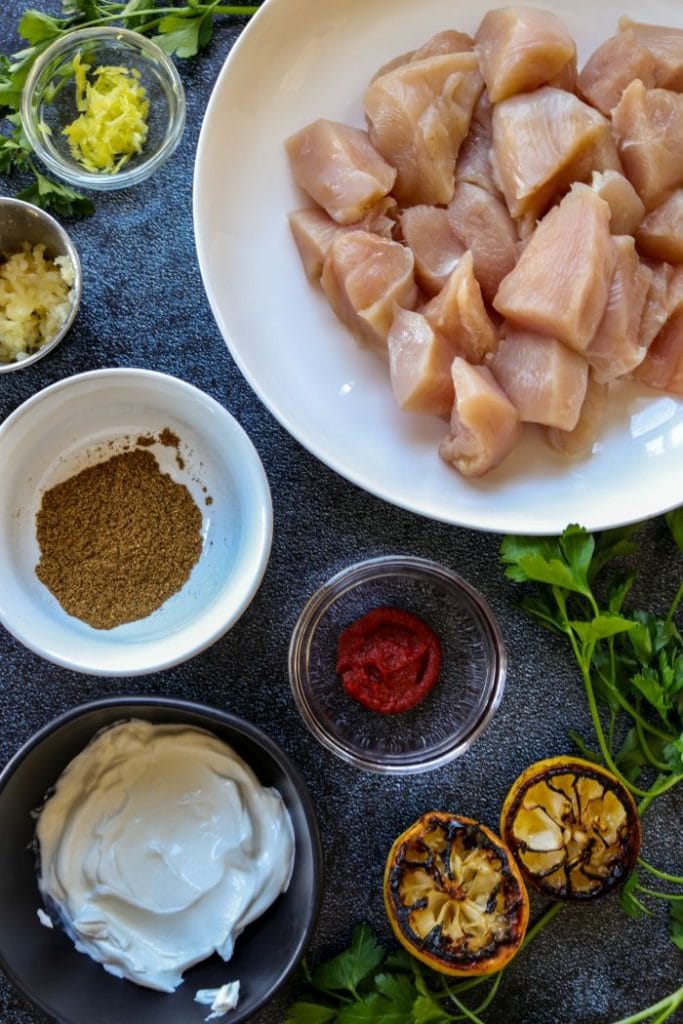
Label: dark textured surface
xmin=1 ymin=3 xmax=682 ymax=1022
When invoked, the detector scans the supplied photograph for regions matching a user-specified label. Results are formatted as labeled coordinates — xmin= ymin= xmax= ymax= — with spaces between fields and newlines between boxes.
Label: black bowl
xmin=0 ymin=698 xmax=323 ymax=1024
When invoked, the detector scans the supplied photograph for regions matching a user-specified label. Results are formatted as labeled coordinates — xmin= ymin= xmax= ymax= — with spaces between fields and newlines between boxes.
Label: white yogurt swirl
xmin=36 ymin=720 xmax=295 ymax=992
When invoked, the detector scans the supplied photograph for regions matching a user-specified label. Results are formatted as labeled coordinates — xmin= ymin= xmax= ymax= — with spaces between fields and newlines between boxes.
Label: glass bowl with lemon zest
xmin=20 ymin=27 xmax=185 ymax=191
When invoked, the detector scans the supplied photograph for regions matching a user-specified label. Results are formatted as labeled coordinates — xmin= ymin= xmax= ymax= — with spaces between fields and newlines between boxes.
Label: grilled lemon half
xmin=500 ymin=756 xmax=641 ymax=900
xmin=384 ymin=812 xmax=529 ymax=976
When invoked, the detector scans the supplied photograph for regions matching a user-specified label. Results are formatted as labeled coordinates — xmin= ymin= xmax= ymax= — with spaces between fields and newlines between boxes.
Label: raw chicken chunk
xmin=454 ymin=91 xmax=501 ymax=197
xmin=399 ymin=206 xmax=464 ymax=295
xmin=636 ymin=190 xmax=683 ymax=263
xmin=577 ymin=29 xmax=657 ymax=116
xmin=488 ymin=328 xmax=588 ymax=430
xmin=639 ymin=261 xmax=676 ymax=349
xmin=448 ymin=181 xmax=519 ymax=303
xmin=439 ymin=359 xmax=521 ymax=477
xmin=423 ymin=251 xmax=498 ymax=363
xmin=321 ymin=231 xmax=418 ymax=354
xmin=585 ymin=235 xmax=652 ymax=382
xmin=491 ymin=87 xmax=613 ymax=227
xmin=546 ymin=373 xmax=609 ymax=456
xmin=286 ymin=119 xmax=396 ymax=225
xmin=634 ymin=309 xmax=683 ymax=394
xmin=612 ymin=81 xmax=683 ymax=210
xmin=289 ymin=200 xmax=396 ymax=281
xmin=590 ymin=170 xmax=645 ymax=236
xmin=619 ymin=18 xmax=683 ymax=91
xmin=387 ymin=309 xmax=456 ymax=416
xmin=494 ymin=185 xmax=615 ymax=353
xmin=372 ymin=29 xmax=475 ymax=81
xmin=365 ymin=52 xmax=483 ymax=206
xmin=474 ymin=7 xmax=576 ymax=103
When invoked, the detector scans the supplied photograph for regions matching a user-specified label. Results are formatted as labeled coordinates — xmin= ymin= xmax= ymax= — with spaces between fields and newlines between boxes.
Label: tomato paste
xmin=336 ymin=607 xmax=442 ymax=715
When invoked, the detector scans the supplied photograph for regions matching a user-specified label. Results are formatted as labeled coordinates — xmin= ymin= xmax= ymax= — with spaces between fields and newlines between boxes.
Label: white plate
xmin=193 ymin=0 xmax=683 ymax=535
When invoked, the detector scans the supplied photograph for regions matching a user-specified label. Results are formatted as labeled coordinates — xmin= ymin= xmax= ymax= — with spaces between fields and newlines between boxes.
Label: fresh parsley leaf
xmin=374 ymin=972 xmax=418 ymax=1011
xmin=669 ymin=900 xmax=683 ymax=951
xmin=285 ymin=1002 xmax=337 ymax=1024
xmin=570 ymin=614 xmax=635 ymax=646
xmin=665 ymin=509 xmax=683 ymax=557
xmin=663 ymin=734 xmax=683 ymax=773
xmin=500 ymin=534 xmax=591 ymax=597
xmin=311 ymin=926 xmax=385 ymax=996
xmin=412 ymin=995 xmax=454 ymax=1024
xmin=153 ymin=12 xmax=214 ymax=58
xmin=18 ymin=10 xmax=64 ymax=45
xmin=16 ymin=172 xmax=95 ymax=217
xmin=620 ymin=871 xmax=652 ymax=920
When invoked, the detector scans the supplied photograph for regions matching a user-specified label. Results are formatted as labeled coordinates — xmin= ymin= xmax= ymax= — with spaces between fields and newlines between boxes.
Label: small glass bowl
xmin=288 ymin=555 xmax=506 ymax=774
xmin=21 ymin=27 xmax=186 ymax=191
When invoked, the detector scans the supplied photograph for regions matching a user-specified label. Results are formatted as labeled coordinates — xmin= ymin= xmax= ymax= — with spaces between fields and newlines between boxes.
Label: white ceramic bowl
xmin=0 ymin=369 xmax=272 ymax=675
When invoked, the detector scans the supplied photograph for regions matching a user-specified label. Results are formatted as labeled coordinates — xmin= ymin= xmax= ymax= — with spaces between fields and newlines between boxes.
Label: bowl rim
xmin=288 ymin=554 xmax=507 ymax=775
xmin=0 ymin=696 xmax=324 ymax=1024
xmin=0 ymin=197 xmax=82 ymax=374
xmin=0 ymin=367 xmax=274 ymax=676
xmin=20 ymin=26 xmax=186 ymax=191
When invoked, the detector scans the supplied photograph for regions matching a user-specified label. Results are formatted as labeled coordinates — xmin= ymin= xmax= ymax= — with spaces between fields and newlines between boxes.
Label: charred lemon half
xmin=500 ymin=756 xmax=641 ymax=900
xmin=383 ymin=812 xmax=529 ymax=976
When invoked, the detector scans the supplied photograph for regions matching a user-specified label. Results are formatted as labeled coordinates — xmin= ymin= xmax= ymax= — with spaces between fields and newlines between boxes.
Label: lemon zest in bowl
xmin=62 ymin=54 xmax=150 ymax=173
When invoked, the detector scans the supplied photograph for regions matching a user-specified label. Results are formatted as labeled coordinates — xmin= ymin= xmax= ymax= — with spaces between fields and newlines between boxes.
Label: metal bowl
xmin=0 ymin=197 xmax=82 ymax=373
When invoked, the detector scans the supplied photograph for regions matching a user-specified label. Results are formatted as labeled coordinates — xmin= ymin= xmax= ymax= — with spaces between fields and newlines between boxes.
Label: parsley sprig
xmin=0 ymin=0 xmax=259 ymax=215
xmin=288 ymin=920 xmax=683 ymax=1024
xmin=500 ymin=512 xmax=683 ymax=942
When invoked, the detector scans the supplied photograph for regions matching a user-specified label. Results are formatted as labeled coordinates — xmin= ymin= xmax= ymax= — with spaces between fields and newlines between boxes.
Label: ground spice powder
xmin=35 ymin=448 xmax=203 ymax=630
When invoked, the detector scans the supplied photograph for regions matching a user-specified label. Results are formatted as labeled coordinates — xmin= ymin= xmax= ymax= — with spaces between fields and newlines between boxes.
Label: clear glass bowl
xmin=288 ymin=555 xmax=506 ymax=774
xmin=21 ymin=27 xmax=186 ymax=191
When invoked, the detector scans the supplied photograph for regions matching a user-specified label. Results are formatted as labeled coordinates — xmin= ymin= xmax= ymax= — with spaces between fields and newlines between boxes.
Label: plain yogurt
xmin=36 ymin=720 xmax=295 ymax=992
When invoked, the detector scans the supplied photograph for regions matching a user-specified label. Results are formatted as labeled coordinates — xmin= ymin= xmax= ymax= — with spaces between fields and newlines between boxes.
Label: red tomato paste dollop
xmin=336 ymin=607 xmax=442 ymax=715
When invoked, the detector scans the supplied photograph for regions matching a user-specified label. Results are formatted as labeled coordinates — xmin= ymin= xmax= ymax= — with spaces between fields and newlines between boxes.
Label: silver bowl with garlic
xmin=0 ymin=196 xmax=82 ymax=373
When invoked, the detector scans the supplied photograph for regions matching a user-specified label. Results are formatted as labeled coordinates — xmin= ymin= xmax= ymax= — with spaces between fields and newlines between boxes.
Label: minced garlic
xmin=0 ymin=243 xmax=75 ymax=363
xmin=62 ymin=54 xmax=150 ymax=173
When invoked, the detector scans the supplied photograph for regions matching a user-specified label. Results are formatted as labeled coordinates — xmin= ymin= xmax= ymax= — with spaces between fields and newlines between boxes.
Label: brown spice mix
xmin=35 ymin=448 xmax=203 ymax=630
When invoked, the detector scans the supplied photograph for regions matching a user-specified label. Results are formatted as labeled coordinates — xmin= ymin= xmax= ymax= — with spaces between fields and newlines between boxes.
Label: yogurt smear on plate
xmin=36 ymin=720 xmax=295 ymax=992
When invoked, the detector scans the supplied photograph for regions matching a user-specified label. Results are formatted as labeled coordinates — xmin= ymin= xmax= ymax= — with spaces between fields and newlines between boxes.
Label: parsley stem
xmin=609 ymin=985 xmax=683 ymax=1024
xmin=446 ymin=991 xmax=487 ymax=1024
xmin=636 ymin=885 xmax=683 ymax=902
xmin=665 ymin=581 xmax=683 ymax=625
xmin=635 ymin=719 xmax=672 ymax=773
xmin=638 ymin=773 xmax=683 ymax=815
xmin=638 ymin=858 xmax=683 ymax=885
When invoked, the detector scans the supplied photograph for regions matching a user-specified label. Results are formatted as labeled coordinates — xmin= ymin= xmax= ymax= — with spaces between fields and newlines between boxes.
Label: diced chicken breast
xmin=494 ymin=185 xmax=615 ymax=353
xmin=365 ymin=52 xmax=483 ymax=206
xmin=577 ymin=29 xmax=657 ymax=116
xmin=387 ymin=308 xmax=456 ymax=416
xmin=474 ymin=7 xmax=576 ymax=103
xmin=423 ymin=251 xmax=498 ymax=362
xmin=413 ymin=30 xmax=474 ymax=60
xmin=548 ymin=56 xmax=578 ymax=92
xmin=636 ymin=190 xmax=683 ymax=262
xmin=454 ymin=90 xmax=501 ymax=197
xmin=488 ymin=328 xmax=588 ymax=430
xmin=289 ymin=200 xmax=397 ymax=281
xmin=612 ymin=81 xmax=683 ymax=210
xmin=546 ymin=372 xmax=609 ymax=455
xmin=585 ymin=235 xmax=652 ymax=382
xmin=286 ymin=119 xmax=396 ymax=225
xmin=639 ymin=260 xmax=676 ymax=349
xmin=439 ymin=359 xmax=521 ymax=477
xmin=634 ymin=309 xmax=683 ymax=394
xmin=619 ymin=18 xmax=683 ymax=91
xmin=491 ymin=87 xmax=612 ymax=226
xmin=371 ymin=30 xmax=474 ymax=82
xmin=399 ymin=206 xmax=464 ymax=295
xmin=321 ymin=230 xmax=418 ymax=354
xmin=448 ymin=181 xmax=519 ymax=303
xmin=289 ymin=208 xmax=345 ymax=281
xmin=590 ymin=170 xmax=645 ymax=236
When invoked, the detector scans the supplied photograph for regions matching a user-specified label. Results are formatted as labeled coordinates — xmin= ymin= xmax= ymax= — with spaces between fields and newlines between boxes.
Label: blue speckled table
xmin=1 ymin=3 xmax=682 ymax=1022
